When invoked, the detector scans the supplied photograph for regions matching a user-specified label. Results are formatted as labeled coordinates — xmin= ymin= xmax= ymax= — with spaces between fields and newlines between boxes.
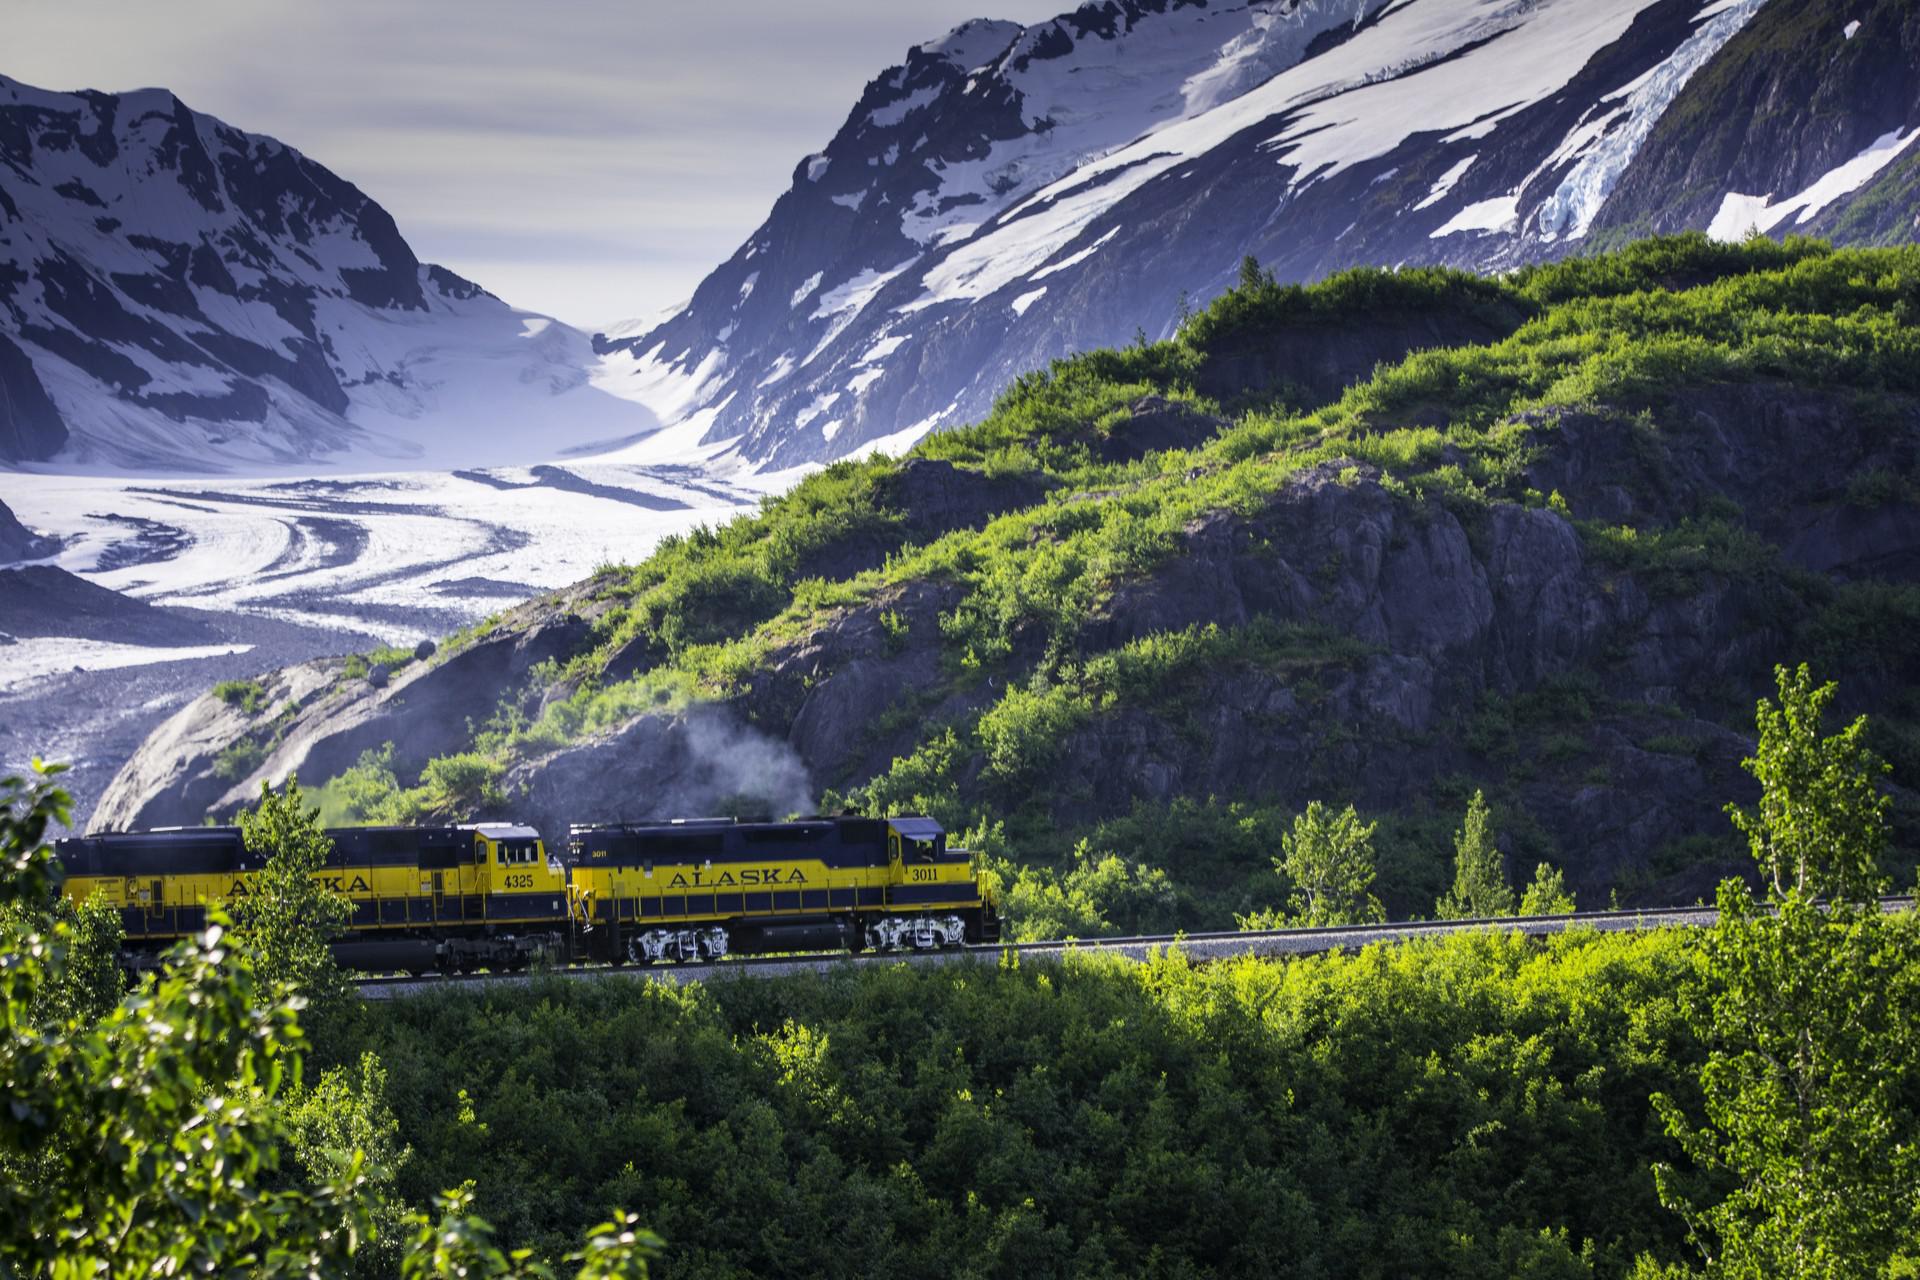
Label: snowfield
xmin=0 ymin=461 xmax=760 ymax=656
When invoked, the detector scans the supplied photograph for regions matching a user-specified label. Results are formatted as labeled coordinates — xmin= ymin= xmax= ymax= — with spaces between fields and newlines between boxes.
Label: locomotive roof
xmin=460 ymin=823 xmax=541 ymax=839
xmin=61 ymin=826 xmax=243 ymax=841
xmin=568 ymin=815 xmax=942 ymax=834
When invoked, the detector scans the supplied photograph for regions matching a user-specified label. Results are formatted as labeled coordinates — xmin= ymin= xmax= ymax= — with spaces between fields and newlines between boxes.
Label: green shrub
xmin=213 ymin=679 xmax=265 ymax=715
xmin=212 ymin=738 xmax=266 ymax=782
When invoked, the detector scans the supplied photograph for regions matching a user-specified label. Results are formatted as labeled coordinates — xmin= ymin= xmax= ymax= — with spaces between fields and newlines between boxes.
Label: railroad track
xmin=354 ymin=897 xmax=1916 ymax=1000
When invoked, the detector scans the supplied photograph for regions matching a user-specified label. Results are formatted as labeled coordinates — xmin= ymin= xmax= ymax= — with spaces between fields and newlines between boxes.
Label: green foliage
xmin=1437 ymin=790 xmax=1515 ymax=919
xmin=991 ymin=839 xmax=1181 ymax=940
xmin=1245 ymin=800 xmax=1385 ymax=928
xmin=295 ymin=236 xmax=1920 ymax=930
xmin=3 ymin=759 xmax=663 ymax=1276
xmin=1650 ymin=667 xmax=1918 ymax=1277
xmin=0 ymin=759 xmax=71 ymax=907
xmin=214 ymin=736 xmax=268 ymax=782
xmin=420 ymin=752 xmax=507 ymax=816
xmin=1520 ymin=863 xmax=1579 ymax=916
xmin=369 ymin=643 xmax=419 ymax=669
xmin=356 ymin=927 xmax=1713 ymax=1275
xmin=1 ymin=762 xmax=371 ymax=1276
xmin=308 ymin=742 xmax=413 ymax=826
xmin=1726 ymin=664 xmax=1891 ymax=901
xmin=215 ymin=678 xmax=267 ymax=715
xmin=38 ymin=890 xmax=127 ymax=1026
xmin=283 ymin=1052 xmax=413 ymax=1279
xmin=234 ymin=776 xmax=354 ymax=1024
xmin=400 ymin=1189 xmax=659 ymax=1280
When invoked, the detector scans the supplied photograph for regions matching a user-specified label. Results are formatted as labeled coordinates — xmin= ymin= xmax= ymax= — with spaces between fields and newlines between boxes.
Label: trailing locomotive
xmin=54 ymin=814 xmax=997 ymax=972
xmin=56 ymin=822 xmax=571 ymax=973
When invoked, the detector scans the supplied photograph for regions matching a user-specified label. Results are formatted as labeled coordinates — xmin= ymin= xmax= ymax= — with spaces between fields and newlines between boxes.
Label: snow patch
xmin=796 ymin=392 xmax=841 ymax=430
xmin=756 ymin=353 xmax=797 ymax=388
xmin=1031 ymin=226 xmax=1121 ymax=280
xmin=869 ymin=86 xmax=942 ymax=128
xmin=1706 ymin=126 xmax=1920 ymax=240
xmin=1843 ymin=19 xmax=1860 ymax=38
xmin=1431 ymin=195 xmax=1520 ymax=237
xmin=1009 ymin=287 xmax=1047 ymax=316
xmin=805 ymin=155 xmax=831 ymax=182
xmin=831 ymin=190 xmax=868 ymax=212
xmin=0 ymin=638 xmax=255 ymax=687
xmin=858 ymin=334 xmax=910 ymax=365
xmin=1413 ymin=155 xmax=1477 ymax=210
xmin=923 ymin=18 xmax=1022 ymax=72
xmin=789 ymin=271 xmax=823 ymax=308
xmin=908 ymin=0 xmax=1664 ymax=313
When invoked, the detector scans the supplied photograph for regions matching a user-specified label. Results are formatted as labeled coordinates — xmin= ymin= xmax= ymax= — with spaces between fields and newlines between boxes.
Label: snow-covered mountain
xmin=0 ymin=74 xmax=659 ymax=471
xmin=599 ymin=0 xmax=1920 ymax=471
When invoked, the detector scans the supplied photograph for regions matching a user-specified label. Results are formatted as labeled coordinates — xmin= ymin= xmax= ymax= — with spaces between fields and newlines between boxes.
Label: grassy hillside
xmin=255 ymin=234 xmax=1920 ymax=930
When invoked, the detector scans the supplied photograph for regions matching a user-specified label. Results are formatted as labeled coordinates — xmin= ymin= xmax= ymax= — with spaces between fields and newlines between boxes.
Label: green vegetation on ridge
xmin=301 ymin=233 xmax=1920 ymax=933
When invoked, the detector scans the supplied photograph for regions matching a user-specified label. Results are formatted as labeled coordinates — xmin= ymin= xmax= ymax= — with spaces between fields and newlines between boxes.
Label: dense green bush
xmin=342 ymin=929 xmax=1709 ymax=1278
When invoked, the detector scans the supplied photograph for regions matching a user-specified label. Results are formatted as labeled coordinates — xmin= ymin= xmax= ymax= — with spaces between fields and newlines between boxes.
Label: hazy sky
xmin=7 ymin=0 xmax=1066 ymax=328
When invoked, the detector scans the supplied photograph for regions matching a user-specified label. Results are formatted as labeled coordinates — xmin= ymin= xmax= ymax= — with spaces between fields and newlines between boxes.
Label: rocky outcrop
xmin=88 ymin=659 xmax=337 ymax=832
xmin=1592 ymin=0 xmax=1920 ymax=240
xmin=0 ymin=498 xmax=56 ymax=563
xmin=89 ymin=580 xmax=612 ymax=831
xmin=0 ymin=334 xmax=66 ymax=463
xmin=0 ymin=564 xmax=222 ymax=644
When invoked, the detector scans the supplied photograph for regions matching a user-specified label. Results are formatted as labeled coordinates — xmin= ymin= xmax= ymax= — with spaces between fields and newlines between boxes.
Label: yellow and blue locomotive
xmin=55 ymin=822 xmax=572 ymax=972
xmin=54 ymin=814 xmax=998 ymax=971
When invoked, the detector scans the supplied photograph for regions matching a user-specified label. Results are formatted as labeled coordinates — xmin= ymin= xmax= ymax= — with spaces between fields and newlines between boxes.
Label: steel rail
xmin=353 ymin=896 xmax=1916 ymax=1001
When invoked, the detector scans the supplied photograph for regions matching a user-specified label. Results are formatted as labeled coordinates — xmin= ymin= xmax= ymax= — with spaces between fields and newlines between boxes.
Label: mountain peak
xmin=0 ymin=72 xmax=659 ymax=471
xmin=919 ymin=17 xmax=1024 ymax=69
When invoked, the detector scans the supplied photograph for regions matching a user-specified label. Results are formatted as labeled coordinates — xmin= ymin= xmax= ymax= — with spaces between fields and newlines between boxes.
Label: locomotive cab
xmin=465 ymin=823 xmax=569 ymax=919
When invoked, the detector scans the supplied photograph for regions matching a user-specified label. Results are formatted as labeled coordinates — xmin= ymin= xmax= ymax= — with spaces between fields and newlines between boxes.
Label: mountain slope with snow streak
xmin=0 ymin=74 xmax=659 ymax=472
xmin=599 ymin=0 xmax=1917 ymax=472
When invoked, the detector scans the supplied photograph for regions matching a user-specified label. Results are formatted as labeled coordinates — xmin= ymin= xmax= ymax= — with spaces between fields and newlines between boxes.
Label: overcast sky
xmin=8 ymin=0 xmax=1066 ymax=328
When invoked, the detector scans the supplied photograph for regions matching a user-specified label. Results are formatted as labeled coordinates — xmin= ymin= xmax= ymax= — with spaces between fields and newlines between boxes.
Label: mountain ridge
xmin=0 ymin=72 xmax=658 ymax=471
xmin=595 ymin=0 xmax=1920 ymax=472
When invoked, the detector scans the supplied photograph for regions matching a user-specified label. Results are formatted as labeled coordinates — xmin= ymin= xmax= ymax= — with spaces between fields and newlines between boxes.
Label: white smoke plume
xmin=664 ymin=706 xmax=818 ymax=820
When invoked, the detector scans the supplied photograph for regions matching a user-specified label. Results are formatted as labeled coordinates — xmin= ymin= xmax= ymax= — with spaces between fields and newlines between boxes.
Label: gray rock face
xmin=1594 ymin=0 xmax=1920 ymax=241
xmin=89 ymin=583 xmax=606 ymax=831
